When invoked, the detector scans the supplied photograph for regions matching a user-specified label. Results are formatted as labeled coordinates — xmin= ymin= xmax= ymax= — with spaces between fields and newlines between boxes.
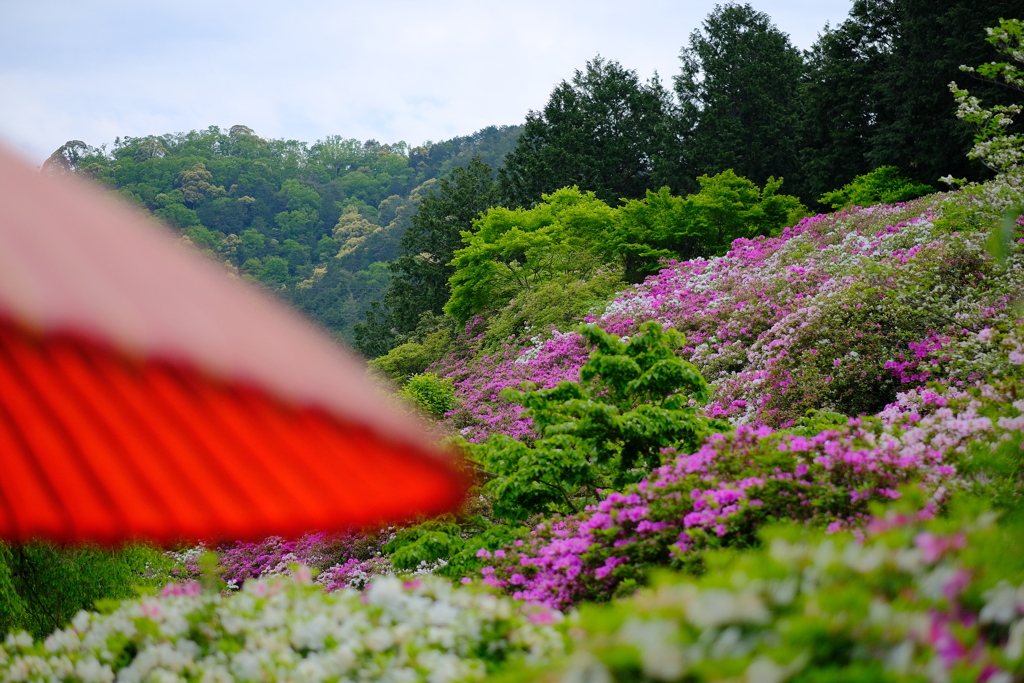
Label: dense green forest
xmin=43 ymin=124 xmax=523 ymax=346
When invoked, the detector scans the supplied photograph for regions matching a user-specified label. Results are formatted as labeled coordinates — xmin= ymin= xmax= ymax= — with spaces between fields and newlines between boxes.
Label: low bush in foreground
xmin=0 ymin=574 xmax=566 ymax=683
xmin=471 ymin=371 xmax=1024 ymax=609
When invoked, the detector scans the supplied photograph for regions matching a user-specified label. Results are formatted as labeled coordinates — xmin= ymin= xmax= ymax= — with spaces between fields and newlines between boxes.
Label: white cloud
xmin=0 ymin=0 xmax=853 ymax=162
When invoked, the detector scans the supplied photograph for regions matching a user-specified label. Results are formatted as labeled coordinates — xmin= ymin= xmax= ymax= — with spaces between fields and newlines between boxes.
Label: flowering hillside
xmin=436 ymin=189 xmax=1022 ymax=439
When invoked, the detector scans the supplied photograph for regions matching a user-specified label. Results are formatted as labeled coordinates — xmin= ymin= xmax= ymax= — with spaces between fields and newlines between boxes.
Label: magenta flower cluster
xmin=471 ymin=376 xmax=1022 ymax=609
xmin=216 ymin=530 xmax=390 ymax=590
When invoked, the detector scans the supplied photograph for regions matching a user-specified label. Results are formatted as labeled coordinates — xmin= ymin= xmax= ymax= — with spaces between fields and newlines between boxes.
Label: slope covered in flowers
xmin=436 ymin=188 xmax=1022 ymax=439
xmin=471 ymin=376 xmax=1024 ymax=609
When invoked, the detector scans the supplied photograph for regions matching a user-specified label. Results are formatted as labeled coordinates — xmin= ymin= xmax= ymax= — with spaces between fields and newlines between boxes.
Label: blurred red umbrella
xmin=0 ymin=145 xmax=467 ymax=546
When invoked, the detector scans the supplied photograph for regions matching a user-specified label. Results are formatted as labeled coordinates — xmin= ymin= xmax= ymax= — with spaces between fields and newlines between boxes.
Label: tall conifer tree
xmin=355 ymin=157 xmax=496 ymax=357
xmin=675 ymin=4 xmax=805 ymax=195
xmin=497 ymin=57 xmax=679 ymax=208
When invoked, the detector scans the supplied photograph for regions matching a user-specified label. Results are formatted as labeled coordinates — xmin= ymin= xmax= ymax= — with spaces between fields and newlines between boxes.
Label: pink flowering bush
xmin=471 ymin=369 xmax=1024 ymax=609
xmin=503 ymin=494 xmax=1024 ymax=683
xmin=216 ymin=529 xmax=393 ymax=590
xmin=431 ymin=319 xmax=591 ymax=442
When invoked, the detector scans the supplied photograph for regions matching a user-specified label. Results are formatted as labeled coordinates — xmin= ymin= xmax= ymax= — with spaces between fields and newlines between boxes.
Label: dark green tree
xmin=799 ymin=0 xmax=1023 ymax=197
xmin=798 ymin=1 xmax=897 ymax=202
xmin=497 ymin=57 xmax=679 ymax=208
xmin=675 ymin=4 xmax=805 ymax=195
xmin=868 ymin=0 xmax=1023 ymax=186
xmin=355 ymin=157 xmax=496 ymax=357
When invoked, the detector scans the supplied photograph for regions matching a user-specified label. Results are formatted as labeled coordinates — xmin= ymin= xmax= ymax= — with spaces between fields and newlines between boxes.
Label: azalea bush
xmin=0 ymin=574 xmax=567 ymax=683
xmin=503 ymin=496 xmax=1024 ymax=683
xmin=468 ymin=368 xmax=1024 ymax=610
xmin=437 ymin=181 xmax=1023 ymax=438
xmin=211 ymin=529 xmax=395 ymax=591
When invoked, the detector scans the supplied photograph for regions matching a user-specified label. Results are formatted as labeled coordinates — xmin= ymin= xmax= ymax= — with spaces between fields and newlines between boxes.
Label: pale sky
xmin=0 ymin=0 xmax=853 ymax=164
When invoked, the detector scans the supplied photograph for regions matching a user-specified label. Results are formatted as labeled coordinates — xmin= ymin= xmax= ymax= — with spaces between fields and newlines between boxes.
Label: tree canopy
xmin=497 ymin=57 xmax=679 ymax=208
xmin=675 ymin=3 xmax=805 ymax=193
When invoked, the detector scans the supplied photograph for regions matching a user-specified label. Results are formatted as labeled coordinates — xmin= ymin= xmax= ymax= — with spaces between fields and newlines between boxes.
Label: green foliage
xmin=482 ymin=270 xmax=624 ymax=349
xmin=368 ymin=342 xmax=433 ymax=384
xmin=819 ymin=166 xmax=935 ymax=209
xmin=383 ymin=518 xmax=465 ymax=570
xmin=398 ymin=372 xmax=457 ymax=420
xmin=0 ymin=542 xmax=166 ymax=638
xmin=356 ymin=159 xmax=497 ymax=358
xmin=687 ymin=171 xmax=806 ymax=253
xmin=383 ymin=515 xmax=528 ymax=580
xmin=497 ymin=56 xmax=680 ymax=208
xmin=468 ymin=322 xmax=721 ymax=520
xmin=609 ymin=171 xmax=805 ymax=282
xmin=446 ymin=187 xmax=616 ymax=324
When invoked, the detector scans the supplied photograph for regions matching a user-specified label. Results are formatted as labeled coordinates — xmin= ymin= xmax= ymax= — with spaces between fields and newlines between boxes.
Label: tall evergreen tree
xmin=675 ymin=3 xmax=805 ymax=195
xmin=868 ymin=0 xmax=1023 ymax=187
xmin=355 ymin=157 xmax=497 ymax=357
xmin=497 ymin=57 xmax=679 ymax=208
xmin=799 ymin=1 xmax=898 ymax=201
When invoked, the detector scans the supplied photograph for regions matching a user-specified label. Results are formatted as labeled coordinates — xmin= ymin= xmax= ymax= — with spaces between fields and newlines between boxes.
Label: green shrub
xmin=0 ymin=542 xmax=167 ymax=638
xmin=368 ymin=342 xmax=433 ymax=384
xmin=398 ymin=372 xmax=457 ymax=419
xmin=467 ymin=322 xmax=724 ymax=520
xmin=383 ymin=515 xmax=528 ymax=579
xmin=819 ymin=166 xmax=935 ymax=209
xmin=482 ymin=270 xmax=624 ymax=350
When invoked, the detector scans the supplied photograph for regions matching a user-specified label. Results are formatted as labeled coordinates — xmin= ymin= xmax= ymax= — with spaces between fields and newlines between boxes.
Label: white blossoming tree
xmin=948 ymin=18 xmax=1024 ymax=177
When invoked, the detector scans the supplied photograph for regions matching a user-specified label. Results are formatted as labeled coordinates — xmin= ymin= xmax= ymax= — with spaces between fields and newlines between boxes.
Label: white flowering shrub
xmin=0 ymin=572 xmax=566 ymax=683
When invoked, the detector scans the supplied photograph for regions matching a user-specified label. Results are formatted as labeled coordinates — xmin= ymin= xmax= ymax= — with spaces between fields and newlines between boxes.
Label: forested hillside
xmin=42 ymin=124 xmax=522 ymax=345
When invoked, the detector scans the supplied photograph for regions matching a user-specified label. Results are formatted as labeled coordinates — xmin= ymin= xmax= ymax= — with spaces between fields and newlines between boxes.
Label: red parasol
xmin=0 ymin=145 xmax=468 ymax=546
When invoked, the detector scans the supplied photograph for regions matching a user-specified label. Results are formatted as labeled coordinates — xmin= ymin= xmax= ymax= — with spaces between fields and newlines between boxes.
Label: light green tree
xmin=445 ymin=187 xmax=616 ymax=323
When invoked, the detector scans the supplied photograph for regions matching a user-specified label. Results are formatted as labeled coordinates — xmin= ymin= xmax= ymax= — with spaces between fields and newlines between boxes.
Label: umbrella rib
xmin=0 ymin=400 xmax=63 ymax=541
xmin=165 ymin=368 xmax=327 ymax=528
xmin=185 ymin=378 xmax=343 ymax=526
xmin=0 ymin=473 xmax=16 ymax=538
xmin=293 ymin=412 xmax=413 ymax=527
xmin=228 ymin=389 xmax=370 ymax=525
xmin=144 ymin=362 xmax=274 ymax=534
xmin=52 ymin=337 xmax=184 ymax=538
xmin=73 ymin=343 xmax=236 ymax=539
xmin=0 ymin=328 xmax=122 ymax=541
xmin=299 ymin=411 xmax=463 ymax=522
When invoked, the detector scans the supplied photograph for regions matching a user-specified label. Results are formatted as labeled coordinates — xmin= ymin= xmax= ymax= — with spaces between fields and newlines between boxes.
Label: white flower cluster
xmin=514 ymin=329 xmax=575 ymax=365
xmin=0 ymin=573 xmax=566 ymax=683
